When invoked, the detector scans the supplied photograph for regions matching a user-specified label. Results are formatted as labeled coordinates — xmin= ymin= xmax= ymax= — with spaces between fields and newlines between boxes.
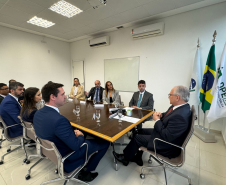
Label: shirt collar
xmin=0 ymin=94 xmax=6 ymax=98
xmin=173 ymin=103 xmax=187 ymax=110
xmin=9 ymin=93 xmax=18 ymax=102
xmin=45 ymin=104 xmax=59 ymax=113
xmin=139 ymin=90 xmax=145 ymax=95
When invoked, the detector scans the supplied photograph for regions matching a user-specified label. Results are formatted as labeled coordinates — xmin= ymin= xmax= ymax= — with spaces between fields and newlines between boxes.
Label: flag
xmin=207 ymin=42 xmax=226 ymax=123
xmin=189 ymin=48 xmax=202 ymax=105
xmin=200 ymin=45 xmax=216 ymax=113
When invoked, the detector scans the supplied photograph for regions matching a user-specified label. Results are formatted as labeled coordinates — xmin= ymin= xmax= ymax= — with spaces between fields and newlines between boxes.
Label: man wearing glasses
xmin=113 ymin=86 xmax=191 ymax=167
xmin=0 ymin=83 xmax=9 ymax=104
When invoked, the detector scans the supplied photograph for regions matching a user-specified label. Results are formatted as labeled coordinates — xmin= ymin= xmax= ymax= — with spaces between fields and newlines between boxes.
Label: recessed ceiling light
xmin=49 ymin=0 xmax=83 ymax=18
xmin=27 ymin=16 xmax=55 ymax=28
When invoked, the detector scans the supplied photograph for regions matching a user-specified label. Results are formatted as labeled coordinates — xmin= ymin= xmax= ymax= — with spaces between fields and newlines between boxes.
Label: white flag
xmin=189 ymin=48 xmax=202 ymax=105
xmin=207 ymin=42 xmax=226 ymax=123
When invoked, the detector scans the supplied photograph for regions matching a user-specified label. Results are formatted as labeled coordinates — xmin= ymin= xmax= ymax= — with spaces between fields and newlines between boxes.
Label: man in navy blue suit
xmin=0 ymin=82 xmax=24 ymax=137
xmin=113 ymin=86 xmax=191 ymax=166
xmin=33 ymin=82 xmax=109 ymax=182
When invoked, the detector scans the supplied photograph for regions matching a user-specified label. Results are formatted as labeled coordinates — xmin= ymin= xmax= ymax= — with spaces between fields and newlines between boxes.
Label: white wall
xmin=0 ymin=26 xmax=71 ymax=94
xmin=70 ymin=2 xmax=226 ymax=131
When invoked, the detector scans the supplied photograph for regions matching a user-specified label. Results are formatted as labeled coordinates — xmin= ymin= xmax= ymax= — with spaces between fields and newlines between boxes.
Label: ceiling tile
xmin=85 ymin=4 xmax=116 ymax=20
xmin=142 ymin=0 xmax=176 ymax=16
xmin=0 ymin=2 xmax=4 ymax=8
xmin=48 ymin=23 xmax=71 ymax=34
xmin=0 ymin=0 xmax=7 ymax=4
xmin=102 ymin=14 xmax=129 ymax=28
xmin=28 ymin=0 xmax=59 ymax=8
xmin=70 ymin=12 xmax=99 ymax=25
xmin=172 ymin=0 xmax=204 ymax=8
xmin=0 ymin=5 xmax=32 ymax=22
xmin=36 ymin=9 xmax=68 ymax=24
xmin=87 ymin=20 xmax=112 ymax=32
xmin=58 ymin=16 xmax=87 ymax=30
xmin=66 ymin=0 xmax=93 ymax=11
xmin=62 ymin=29 xmax=86 ymax=39
xmin=0 ymin=13 xmax=25 ymax=26
xmin=6 ymin=0 xmax=45 ymax=15
xmin=20 ymin=21 xmax=48 ymax=32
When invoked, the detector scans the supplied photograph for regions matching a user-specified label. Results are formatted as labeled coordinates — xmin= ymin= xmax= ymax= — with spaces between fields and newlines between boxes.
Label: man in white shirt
xmin=0 ymin=83 xmax=9 ymax=104
xmin=0 ymin=82 xmax=24 ymax=137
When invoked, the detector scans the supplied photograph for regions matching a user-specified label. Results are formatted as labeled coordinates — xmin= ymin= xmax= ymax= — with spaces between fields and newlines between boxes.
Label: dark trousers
xmin=123 ymin=128 xmax=153 ymax=160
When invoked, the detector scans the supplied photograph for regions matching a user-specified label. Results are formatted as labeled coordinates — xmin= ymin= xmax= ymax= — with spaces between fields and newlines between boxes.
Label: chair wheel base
xmin=26 ymin=160 xmax=30 ymax=164
xmin=25 ymin=174 xmax=30 ymax=180
xmin=55 ymin=169 xmax=58 ymax=174
xmin=148 ymin=159 xmax=152 ymax=164
xmin=7 ymin=149 xmax=11 ymax=152
xmin=140 ymin=174 xmax=145 ymax=179
xmin=23 ymin=158 xmax=27 ymax=163
xmin=0 ymin=161 xmax=3 ymax=165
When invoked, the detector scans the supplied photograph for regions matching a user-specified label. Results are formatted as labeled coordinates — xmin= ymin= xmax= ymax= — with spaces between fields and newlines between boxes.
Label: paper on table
xmin=94 ymin=104 xmax=104 ymax=107
xmin=109 ymin=108 xmax=118 ymax=112
xmin=68 ymin=99 xmax=73 ymax=102
xmin=123 ymin=107 xmax=134 ymax=111
xmin=113 ymin=115 xmax=140 ymax=123
xmin=80 ymin=101 xmax=86 ymax=104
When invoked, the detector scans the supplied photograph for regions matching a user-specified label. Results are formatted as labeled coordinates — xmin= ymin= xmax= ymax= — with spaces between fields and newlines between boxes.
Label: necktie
xmin=95 ymin=88 xmax=99 ymax=102
xmin=164 ymin=107 xmax=173 ymax=117
xmin=137 ymin=94 xmax=143 ymax=107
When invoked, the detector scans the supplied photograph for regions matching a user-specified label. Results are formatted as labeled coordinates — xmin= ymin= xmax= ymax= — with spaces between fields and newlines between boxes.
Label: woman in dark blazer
xmin=20 ymin=87 xmax=42 ymax=123
xmin=102 ymin=81 xmax=120 ymax=104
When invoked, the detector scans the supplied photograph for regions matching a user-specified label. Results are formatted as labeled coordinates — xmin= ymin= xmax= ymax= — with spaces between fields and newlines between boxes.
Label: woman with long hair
xmin=70 ymin=78 xmax=85 ymax=100
xmin=102 ymin=81 xmax=120 ymax=104
xmin=20 ymin=87 xmax=42 ymax=122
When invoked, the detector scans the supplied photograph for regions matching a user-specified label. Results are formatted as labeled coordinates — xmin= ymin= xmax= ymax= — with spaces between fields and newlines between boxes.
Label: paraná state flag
xmin=207 ymin=42 xmax=226 ymax=123
xmin=200 ymin=45 xmax=216 ymax=113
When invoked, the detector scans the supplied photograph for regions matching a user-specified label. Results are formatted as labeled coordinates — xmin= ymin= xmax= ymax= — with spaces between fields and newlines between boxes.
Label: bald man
xmin=85 ymin=80 xmax=104 ymax=102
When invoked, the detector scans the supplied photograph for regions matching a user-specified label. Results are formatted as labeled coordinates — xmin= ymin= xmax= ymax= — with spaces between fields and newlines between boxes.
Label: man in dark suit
xmin=0 ymin=82 xmax=24 ymax=137
xmin=0 ymin=83 xmax=9 ymax=104
xmin=85 ymin=80 xmax=104 ymax=102
xmin=33 ymin=82 xmax=109 ymax=182
xmin=113 ymin=86 xmax=191 ymax=166
xmin=129 ymin=80 xmax=154 ymax=131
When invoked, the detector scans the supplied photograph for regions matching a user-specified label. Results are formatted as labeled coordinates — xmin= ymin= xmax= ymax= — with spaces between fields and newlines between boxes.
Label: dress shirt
xmin=94 ymin=88 xmax=100 ymax=101
xmin=0 ymin=94 xmax=6 ymax=98
xmin=45 ymin=104 xmax=60 ymax=113
xmin=74 ymin=86 xmax=78 ymax=96
xmin=9 ymin=93 xmax=21 ymax=107
xmin=137 ymin=90 xmax=145 ymax=109
xmin=154 ymin=103 xmax=187 ymax=123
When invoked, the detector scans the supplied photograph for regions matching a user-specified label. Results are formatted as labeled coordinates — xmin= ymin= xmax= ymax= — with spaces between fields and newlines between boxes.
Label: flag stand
xmin=194 ymin=31 xmax=217 ymax=143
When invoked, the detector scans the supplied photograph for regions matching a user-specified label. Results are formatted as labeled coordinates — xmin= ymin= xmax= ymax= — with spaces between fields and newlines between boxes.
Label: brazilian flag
xmin=200 ymin=45 xmax=216 ymax=113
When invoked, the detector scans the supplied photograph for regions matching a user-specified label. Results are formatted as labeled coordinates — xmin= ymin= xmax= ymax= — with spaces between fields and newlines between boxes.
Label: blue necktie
xmin=137 ymin=94 xmax=143 ymax=107
xmin=95 ymin=88 xmax=99 ymax=101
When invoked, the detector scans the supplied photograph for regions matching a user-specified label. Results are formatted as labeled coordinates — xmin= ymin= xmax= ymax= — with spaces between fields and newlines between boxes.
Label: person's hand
xmin=85 ymin=91 xmax=88 ymax=96
xmin=155 ymin=112 xmax=162 ymax=118
xmin=132 ymin=106 xmax=140 ymax=109
xmin=153 ymin=112 xmax=161 ymax=121
xmin=74 ymin=130 xmax=84 ymax=137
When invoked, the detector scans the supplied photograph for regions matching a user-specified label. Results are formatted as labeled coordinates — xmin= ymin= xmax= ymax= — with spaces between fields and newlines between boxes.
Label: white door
xmin=73 ymin=61 xmax=85 ymax=88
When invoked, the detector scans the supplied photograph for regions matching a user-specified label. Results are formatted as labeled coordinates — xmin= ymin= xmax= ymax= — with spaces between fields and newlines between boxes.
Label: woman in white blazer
xmin=70 ymin=78 xmax=85 ymax=100
xmin=102 ymin=81 xmax=120 ymax=104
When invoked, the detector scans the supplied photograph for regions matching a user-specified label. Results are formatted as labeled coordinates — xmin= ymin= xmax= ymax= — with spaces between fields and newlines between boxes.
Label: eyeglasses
xmin=0 ymin=88 xmax=9 ymax=90
xmin=168 ymin=94 xmax=178 ymax=97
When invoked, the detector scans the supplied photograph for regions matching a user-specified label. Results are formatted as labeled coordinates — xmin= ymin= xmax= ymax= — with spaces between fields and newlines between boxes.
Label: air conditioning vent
xmin=132 ymin=22 xmax=164 ymax=39
xmin=89 ymin=36 xmax=109 ymax=48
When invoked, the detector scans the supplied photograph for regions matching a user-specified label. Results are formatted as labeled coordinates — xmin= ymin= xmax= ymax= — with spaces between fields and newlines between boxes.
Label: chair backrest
xmin=0 ymin=115 xmax=21 ymax=141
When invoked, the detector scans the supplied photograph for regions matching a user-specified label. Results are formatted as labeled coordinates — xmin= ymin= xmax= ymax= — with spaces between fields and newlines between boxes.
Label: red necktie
xmin=164 ymin=107 xmax=173 ymax=117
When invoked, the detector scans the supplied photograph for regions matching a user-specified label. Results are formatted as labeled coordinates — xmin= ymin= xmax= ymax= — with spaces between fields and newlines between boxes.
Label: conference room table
xmin=59 ymin=99 xmax=154 ymax=170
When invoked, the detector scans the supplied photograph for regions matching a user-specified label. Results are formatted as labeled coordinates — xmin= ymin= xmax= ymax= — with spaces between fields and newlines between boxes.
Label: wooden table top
xmin=59 ymin=100 xmax=154 ymax=142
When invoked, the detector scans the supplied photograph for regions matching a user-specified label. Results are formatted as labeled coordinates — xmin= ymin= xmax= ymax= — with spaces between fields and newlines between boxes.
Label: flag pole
xmin=197 ymin=38 xmax=200 ymax=127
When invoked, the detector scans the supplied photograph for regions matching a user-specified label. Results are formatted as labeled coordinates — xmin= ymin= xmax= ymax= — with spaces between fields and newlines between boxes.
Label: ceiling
xmin=0 ymin=0 xmax=225 ymax=42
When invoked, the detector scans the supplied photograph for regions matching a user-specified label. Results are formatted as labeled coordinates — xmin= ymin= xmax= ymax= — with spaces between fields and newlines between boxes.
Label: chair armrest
xmin=5 ymin=123 xmax=22 ymax=129
xmin=153 ymin=138 xmax=184 ymax=162
xmin=61 ymin=143 xmax=88 ymax=163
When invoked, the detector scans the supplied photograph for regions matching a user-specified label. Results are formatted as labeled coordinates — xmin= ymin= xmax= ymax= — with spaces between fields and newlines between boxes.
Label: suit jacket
xmin=33 ymin=106 xmax=85 ymax=173
xmin=0 ymin=95 xmax=4 ymax=104
xmin=148 ymin=104 xmax=191 ymax=158
xmin=22 ymin=109 xmax=37 ymax=123
xmin=102 ymin=90 xmax=120 ymax=104
xmin=129 ymin=91 xmax=154 ymax=110
xmin=0 ymin=95 xmax=23 ymax=137
xmin=70 ymin=85 xmax=85 ymax=100
xmin=86 ymin=86 xmax=104 ymax=102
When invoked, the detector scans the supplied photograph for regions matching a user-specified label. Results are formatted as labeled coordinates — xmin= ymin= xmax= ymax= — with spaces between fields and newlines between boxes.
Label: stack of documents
xmin=113 ymin=115 xmax=140 ymax=123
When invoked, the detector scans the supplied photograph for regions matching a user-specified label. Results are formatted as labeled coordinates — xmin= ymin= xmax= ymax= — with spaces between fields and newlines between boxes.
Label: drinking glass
xmin=114 ymin=103 xmax=119 ymax=108
xmin=76 ymin=106 xmax=80 ymax=116
xmin=118 ymin=109 xmax=123 ymax=123
xmin=96 ymin=110 xmax=101 ymax=126
xmin=93 ymin=99 xmax=96 ymax=106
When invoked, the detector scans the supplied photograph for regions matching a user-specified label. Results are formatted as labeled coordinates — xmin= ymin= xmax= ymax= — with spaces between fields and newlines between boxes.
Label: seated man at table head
xmin=113 ymin=85 xmax=191 ymax=166
xmin=85 ymin=80 xmax=104 ymax=102
xmin=34 ymin=82 xmax=109 ymax=182
xmin=0 ymin=83 xmax=9 ymax=104
xmin=0 ymin=82 xmax=24 ymax=137
xmin=129 ymin=80 xmax=154 ymax=110
xmin=20 ymin=87 xmax=42 ymax=123
xmin=102 ymin=81 xmax=120 ymax=104
xmin=70 ymin=78 xmax=85 ymax=100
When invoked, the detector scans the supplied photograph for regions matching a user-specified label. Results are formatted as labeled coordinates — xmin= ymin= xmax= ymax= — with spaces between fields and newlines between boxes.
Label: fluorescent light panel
xmin=49 ymin=0 xmax=83 ymax=18
xmin=27 ymin=16 xmax=55 ymax=28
